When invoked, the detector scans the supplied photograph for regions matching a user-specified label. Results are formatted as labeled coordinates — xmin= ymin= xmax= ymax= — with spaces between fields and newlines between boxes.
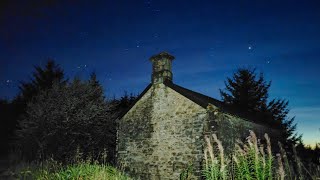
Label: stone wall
xmin=117 ymin=84 xmax=207 ymax=179
xmin=117 ymin=84 xmax=279 ymax=179
xmin=205 ymin=104 xmax=280 ymax=154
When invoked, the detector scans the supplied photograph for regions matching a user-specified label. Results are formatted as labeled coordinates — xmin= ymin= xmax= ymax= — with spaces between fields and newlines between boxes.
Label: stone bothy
xmin=116 ymin=52 xmax=278 ymax=180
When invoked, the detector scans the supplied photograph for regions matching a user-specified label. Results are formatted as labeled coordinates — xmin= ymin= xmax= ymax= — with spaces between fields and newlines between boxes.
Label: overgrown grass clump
xmin=201 ymin=131 xmax=320 ymax=180
xmin=18 ymin=162 xmax=130 ymax=180
xmin=9 ymin=158 xmax=131 ymax=180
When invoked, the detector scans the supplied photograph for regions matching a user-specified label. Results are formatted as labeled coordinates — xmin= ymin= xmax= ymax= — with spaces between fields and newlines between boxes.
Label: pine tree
xmin=220 ymin=68 xmax=301 ymax=147
xmin=268 ymin=99 xmax=302 ymax=147
xmin=18 ymin=59 xmax=65 ymax=103
xmin=5 ymin=60 xmax=66 ymax=155
xmin=220 ymin=68 xmax=270 ymax=117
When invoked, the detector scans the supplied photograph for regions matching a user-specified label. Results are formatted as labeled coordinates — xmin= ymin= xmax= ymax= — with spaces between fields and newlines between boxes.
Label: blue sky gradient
xmin=1 ymin=0 xmax=319 ymax=146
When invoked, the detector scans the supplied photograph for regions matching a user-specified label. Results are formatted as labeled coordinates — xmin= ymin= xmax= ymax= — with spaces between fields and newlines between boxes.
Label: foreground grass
xmin=200 ymin=131 xmax=320 ymax=180
xmin=9 ymin=160 xmax=131 ymax=180
xmin=7 ymin=131 xmax=319 ymax=179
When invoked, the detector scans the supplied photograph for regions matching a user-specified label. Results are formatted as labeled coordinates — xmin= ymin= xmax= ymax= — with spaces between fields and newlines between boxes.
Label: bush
xmin=15 ymin=77 xmax=117 ymax=163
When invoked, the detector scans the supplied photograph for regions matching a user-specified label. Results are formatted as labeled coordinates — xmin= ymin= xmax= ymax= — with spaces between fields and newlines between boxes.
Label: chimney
xmin=150 ymin=52 xmax=175 ymax=84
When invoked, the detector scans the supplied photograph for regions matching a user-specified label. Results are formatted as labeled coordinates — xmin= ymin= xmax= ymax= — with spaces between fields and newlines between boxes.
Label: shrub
xmin=15 ymin=76 xmax=117 ymax=163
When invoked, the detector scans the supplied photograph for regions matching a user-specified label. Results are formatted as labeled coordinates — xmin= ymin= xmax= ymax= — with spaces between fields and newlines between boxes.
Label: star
xmin=248 ymin=46 xmax=252 ymax=50
xmin=136 ymin=45 xmax=140 ymax=48
xmin=145 ymin=1 xmax=151 ymax=8
xmin=267 ymin=61 xmax=270 ymax=64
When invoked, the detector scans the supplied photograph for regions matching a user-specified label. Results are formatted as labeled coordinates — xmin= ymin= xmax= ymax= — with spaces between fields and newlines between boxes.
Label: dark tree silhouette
xmin=119 ymin=91 xmax=136 ymax=109
xmin=219 ymin=68 xmax=301 ymax=147
xmin=220 ymin=68 xmax=270 ymax=116
xmin=15 ymin=76 xmax=116 ymax=163
xmin=1 ymin=60 xmax=66 ymax=157
xmin=268 ymin=99 xmax=302 ymax=148
xmin=0 ymin=99 xmax=15 ymax=155
xmin=0 ymin=60 xmax=66 ymax=156
xmin=18 ymin=59 xmax=65 ymax=104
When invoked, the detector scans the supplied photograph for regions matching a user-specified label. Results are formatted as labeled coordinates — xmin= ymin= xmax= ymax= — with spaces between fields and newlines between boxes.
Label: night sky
xmin=1 ymin=0 xmax=320 ymax=146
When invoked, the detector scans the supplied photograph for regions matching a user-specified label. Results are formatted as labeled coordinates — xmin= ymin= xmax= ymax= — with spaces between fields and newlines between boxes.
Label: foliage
xmin=268 ymin=99 xmax=302 ymax=149
xmin=219 ymin=68 xmax=301 ymax=147
xmin=10 ymin=159 xmax=131 ymax=180
xmin=201 ymin=132 xmax=319 ymax=180
xmin=220 ymin=68 xmax=270 ymax=115
xmin=296 ymin=143 xmax=320 ymax=175
xmin=18 ymin=60 xmax=65 ymax=104
xmin=203 ymin=134 xmax=228 ymax=180
xmin=111 ymin=91 xmax=137 ymax=116
xmin=0 ymin=60 xmax=66 ymax=157
xmin=15 ymin=74 xmax=116 ymax=163
xmin=179 ymin=164 xmax=193 ymax=180
xmin=0 ymin=99 xmax=16 ymax=155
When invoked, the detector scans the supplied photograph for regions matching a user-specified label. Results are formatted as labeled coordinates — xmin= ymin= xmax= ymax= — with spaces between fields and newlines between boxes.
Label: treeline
xmin=0 ymin=60 xmax=319 ymax=171
xmin=0 ymin=60 xmax=136 ymax=164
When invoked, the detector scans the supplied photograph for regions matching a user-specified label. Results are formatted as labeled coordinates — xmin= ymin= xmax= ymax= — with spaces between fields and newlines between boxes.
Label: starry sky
xmin=1 ymin=0 xmax=320 ymax=146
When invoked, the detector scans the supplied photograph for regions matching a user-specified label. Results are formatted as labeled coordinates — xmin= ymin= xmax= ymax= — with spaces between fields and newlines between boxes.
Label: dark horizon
xmin=1 ymin=0 xmax=319 ymax=146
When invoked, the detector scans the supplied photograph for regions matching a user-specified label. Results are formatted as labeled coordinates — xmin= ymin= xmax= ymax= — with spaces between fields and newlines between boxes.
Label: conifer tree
xmin=18 ymin=59 xmax=65 ymax=104
xmin=2 ymin=60 xmax=66 ymax=157
xmin=220 ymin=68 xmax=270 ymax=116
xmin=220 ymin=68 xmax=301 ymax=147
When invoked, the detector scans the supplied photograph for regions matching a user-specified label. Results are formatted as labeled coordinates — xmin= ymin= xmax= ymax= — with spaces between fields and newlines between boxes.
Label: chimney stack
xmin=150 ymin=52 xmax=175 ymax=84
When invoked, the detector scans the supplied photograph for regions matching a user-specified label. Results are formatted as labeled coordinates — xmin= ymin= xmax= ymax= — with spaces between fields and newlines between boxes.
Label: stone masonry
xmin=116 ymin=52 xmax=278 ymax=179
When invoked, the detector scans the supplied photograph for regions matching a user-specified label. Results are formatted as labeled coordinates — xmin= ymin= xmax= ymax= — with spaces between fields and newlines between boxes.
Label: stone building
xmin=116 ymin=52 xmax=278 ymax=179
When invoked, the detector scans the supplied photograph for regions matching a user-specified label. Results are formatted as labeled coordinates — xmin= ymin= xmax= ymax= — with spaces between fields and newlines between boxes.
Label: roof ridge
xmin=163 ymin=80 xmax=279 ymax=129
xmin=163 ymin=80 xmax=224 ymax=109
xmin=118 ymin=81 xmax=279 ymax=130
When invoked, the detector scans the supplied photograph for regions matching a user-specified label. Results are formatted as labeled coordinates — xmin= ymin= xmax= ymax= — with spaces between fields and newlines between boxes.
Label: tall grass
xmin=7 ymin=149 xmax=131 ymax=180
xmin=202 ymin=131 xmax=320 ymax=180
xmin=6 ymin=132 xmax=320 ymax=179
xmin=15 ymin=160 xmax=131 ymax=180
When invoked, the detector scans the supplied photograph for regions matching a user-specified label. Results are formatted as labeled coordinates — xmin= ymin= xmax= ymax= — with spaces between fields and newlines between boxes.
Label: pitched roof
xmin=163 ymin=80 xmax=224 ymax=109
xmin=118 ymin=80 xmax=276 ymax=129
xmin=163 ymin=80 xmax=247 ymax=118
xmin=118 ymin=80 xmax=239 ymax=119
